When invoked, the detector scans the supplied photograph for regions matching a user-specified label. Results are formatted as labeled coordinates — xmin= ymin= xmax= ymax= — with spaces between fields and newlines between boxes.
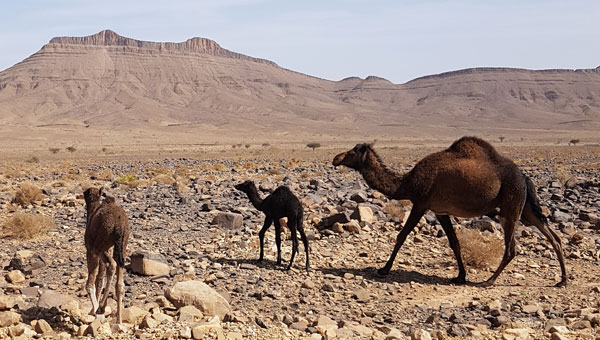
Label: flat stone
xmin=121 ymin=306 xmax=148 ymax=325
xmin=211 ymin=212 xmax=243 ymax=229
xmin=351 ymin=205 xmax=374 ymax=223
xmin=0 ymin=295 xmax=16 ymax=310
xmin=192 ymin=318 xmax=223 ymax=339
xmin=412 ymin=329 xmax=432 ymax=340
xmin=344 ymin=220 xmax=362 ymax=234
xmin=0 ymin=311 xmax=21 ymax=327
xmin=178 ymin=305 xmax=204 ymax=323
xmin=6 ymin=270 xmax=25 ymax=284
xmin=140 ymin=315 xmax=159 ymax=329
xmin=550 ymin=333 xmax=569 ymax=340
xmin=38 ymin=290 xmax=75 ymax=309
xmin=352 ymin=289 xmax=370 ymax=302
xmin=130 ymin=250 xmax=171 ymax=276
xmin=34 ymin=319 xmax=53 ymax=334
xmin=521 ymin=304 xmax=540 ymax=314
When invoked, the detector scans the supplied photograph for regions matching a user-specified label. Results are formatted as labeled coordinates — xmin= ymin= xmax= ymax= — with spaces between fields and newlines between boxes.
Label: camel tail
xmin=297 ymin=206 xmax=304 ymax=231
xmin=113 ymin=227 xmax=126 ymax=268
xmin=525 ymin=176 xmax=548 ymax=225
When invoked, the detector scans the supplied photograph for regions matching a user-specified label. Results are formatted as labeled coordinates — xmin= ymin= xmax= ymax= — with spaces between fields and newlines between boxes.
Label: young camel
xmin=333 ymin=137 xmax=567 ymax=287
xmin=83 ymin=187 xmax=130 ymax=323
xmin=234 ymin=180 xmax=310 ymax=271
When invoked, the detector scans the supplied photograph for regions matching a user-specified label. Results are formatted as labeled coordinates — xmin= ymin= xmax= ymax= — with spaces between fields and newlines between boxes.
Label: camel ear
xmin=360 ymin=145 xmax=369 ymax=163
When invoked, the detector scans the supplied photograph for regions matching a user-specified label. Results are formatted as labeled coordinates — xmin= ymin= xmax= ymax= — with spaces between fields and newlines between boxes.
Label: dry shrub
xmin=145 ymin=165 xmax=171 ymax=176
xmin=213 ymin=163 xmax=227 ymax=172
xmin=14 ymin=182 xmax=44 ymax=206
xmin=554 ymin=168 xmax=571 ymax=186
xmin=1 ymin=212 xmax=55 ymax=239
xmin=455 ymin=228 xmax=503 ymax=269
xmin=242 ymin=161 xmax=260 ymax=170
xmin=384 ymin=201 xmax=408 ymax=219
xmin=153 ymin=174 xmax=176 ymax=185
xmin=268 ymin=168 xmax=282 ymax=175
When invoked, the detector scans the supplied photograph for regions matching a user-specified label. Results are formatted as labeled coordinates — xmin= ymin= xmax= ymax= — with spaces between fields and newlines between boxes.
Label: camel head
xmin=234 ymin=180 xmax=256 ymax=194
xmin=333 ymin=143 xmax=374 ymax=170
xmin=83 ymin=187 xmax=103 ymax=206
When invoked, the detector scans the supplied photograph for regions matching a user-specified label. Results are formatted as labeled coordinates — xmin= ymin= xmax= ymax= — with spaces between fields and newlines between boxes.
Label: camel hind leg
xmin=479 ymin=215 xmax=518 ymax=287
xmin=521 ymin=202 xmax=567 ymax=287
xmin=285 ymin=217 xmax=299 ymax=271
xmin=97 ymin=250 xmax=117 ymax=315
xmin=86 ymin=251 xmax=101 ymax=315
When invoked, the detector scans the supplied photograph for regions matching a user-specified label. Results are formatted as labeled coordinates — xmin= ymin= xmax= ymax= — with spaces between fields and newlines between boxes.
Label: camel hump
xmin=447 ymin=136 xmax=499 ymax=159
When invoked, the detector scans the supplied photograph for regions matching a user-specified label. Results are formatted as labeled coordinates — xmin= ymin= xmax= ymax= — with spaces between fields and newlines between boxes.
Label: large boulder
xmin=130 ymin=250 xmax=170 ymax=276
xmin=165 ymin=280 xmax=231 ymax=320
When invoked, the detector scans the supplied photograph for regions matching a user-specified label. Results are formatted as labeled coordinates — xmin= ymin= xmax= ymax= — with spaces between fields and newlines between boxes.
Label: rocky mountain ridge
xmin=0 ymin=30 xmax=599 ymax=142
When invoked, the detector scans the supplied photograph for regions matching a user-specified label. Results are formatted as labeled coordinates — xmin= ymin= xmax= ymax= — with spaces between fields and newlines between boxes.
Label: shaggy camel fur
xmin=235 ymin=180 xmax=310 ymax=271
xmin=83 ymin=187 xmax=130 ymax=323
xmin=333 ymin=137 xmax=567 ymax=287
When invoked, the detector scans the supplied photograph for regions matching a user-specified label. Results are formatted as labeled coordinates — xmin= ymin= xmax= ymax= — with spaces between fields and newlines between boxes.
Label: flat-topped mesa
xmin=409 ymin=66 xmax=600 ymax=83
xmin=47 ymin=29 xmax=277 ymax=66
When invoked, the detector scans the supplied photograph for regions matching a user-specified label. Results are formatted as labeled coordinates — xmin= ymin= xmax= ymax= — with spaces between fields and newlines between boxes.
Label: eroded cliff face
xmin=47 ymin=30 xmax=276 ymax=66
xmin=0 ymin=29 xmax=599 ymax=135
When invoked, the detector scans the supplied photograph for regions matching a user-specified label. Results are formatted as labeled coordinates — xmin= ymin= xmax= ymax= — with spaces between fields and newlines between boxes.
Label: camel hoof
xmin=305 ymin=266 xmax=311 ymax=272
xmin=451 ymin=277 xmax=467 ymax=285
xmin=376 ymin=267 xmax=390 ymax=276
xmin=555 ymin=280 xmax=567 ymax=288
xmin=475 ymin=281 xmax=494 ymax=288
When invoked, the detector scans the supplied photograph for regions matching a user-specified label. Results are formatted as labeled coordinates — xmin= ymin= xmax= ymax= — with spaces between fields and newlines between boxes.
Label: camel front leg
xmin=274 ymin=219 xmax=282 ymax=265
xmin=258 ymin=217 xmax=273 ymax=262
xmin=378 ymin=207 xmax=425 ymax=276
xmin=436 ymin=214 xmax=466 ymax=284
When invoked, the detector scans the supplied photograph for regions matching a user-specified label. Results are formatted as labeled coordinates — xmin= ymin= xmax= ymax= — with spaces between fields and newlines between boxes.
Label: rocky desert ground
xmin=0 ymin=143 xmax=599 ymax=340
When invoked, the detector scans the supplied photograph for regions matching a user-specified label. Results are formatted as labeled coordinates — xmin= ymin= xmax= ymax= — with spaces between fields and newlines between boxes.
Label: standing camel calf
xmin=333 ymin=137 xmax=567 ymax=287
xmin=235 ymin=180 xmax=310 ymax=271
xmin=83 ymin=187 xmax=130 ymax=323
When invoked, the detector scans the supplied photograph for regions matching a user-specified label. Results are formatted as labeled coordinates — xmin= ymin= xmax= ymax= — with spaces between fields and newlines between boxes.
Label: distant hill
xmin=0 ymin=30 xmax=599 ymax=144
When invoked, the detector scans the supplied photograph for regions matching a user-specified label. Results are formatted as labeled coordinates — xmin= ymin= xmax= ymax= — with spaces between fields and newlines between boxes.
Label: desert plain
xmin=0 ymin=138 xmax=599 ymax=340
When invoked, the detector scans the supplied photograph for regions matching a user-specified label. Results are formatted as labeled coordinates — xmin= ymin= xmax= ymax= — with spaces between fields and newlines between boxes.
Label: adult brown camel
xmin=332 ymin=137 xmax=567 ymax=287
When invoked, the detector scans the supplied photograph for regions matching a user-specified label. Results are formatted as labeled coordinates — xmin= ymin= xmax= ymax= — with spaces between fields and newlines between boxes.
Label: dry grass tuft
xmin=94 ymin=169 xmax=114 ymax=181
xmin=456 ymin=228 xmax=503 ymax=269
xmin=267 ymin=168 xmax=282 ymax=175
xmin=13 ymin=182 xmax=44 ymax=206
xmin=1 ymin=211 xmax=55 ymax=239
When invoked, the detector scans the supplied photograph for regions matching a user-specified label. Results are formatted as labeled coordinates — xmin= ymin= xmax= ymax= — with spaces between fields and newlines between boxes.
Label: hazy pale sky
xmin=1 ymin=0 xmax=599 ymax=83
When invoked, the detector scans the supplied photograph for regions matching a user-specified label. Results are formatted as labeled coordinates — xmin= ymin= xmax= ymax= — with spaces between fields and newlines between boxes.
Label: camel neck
xmin=86 ymin=201 xmax=102 ymax=225
xmin=245 ymin=186 xmax=265 ymax=211
xmin=359 ymin=152 xmax=407 ymax=199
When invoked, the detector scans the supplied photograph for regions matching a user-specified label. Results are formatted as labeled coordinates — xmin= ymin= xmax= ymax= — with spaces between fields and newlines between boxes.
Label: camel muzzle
xmin=332 ymin=153 xmax=345 ymax=166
